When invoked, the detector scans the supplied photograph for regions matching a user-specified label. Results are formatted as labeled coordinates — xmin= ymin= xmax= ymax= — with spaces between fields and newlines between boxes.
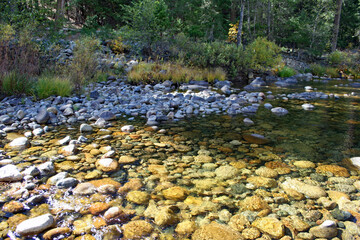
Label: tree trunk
xmin=331 ymin=0 xmax=343 ymax=52
xmin=247 ymin=0 xmax=252 ymax=41
xmin=237 ymin=2 xmax=245 ymax=47
xmin=230 ymin=0 xmax=237 ymax=22
xmin=267 ymin=0 xmax=271 ymax=38
xmin=55 ymin=0 xmax=65 ymax=23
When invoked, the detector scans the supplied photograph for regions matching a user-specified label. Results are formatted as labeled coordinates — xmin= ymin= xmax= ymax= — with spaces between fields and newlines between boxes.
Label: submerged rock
xmin=192 ymin=222 xmax=243 ymax=240
xmin=0 ymin=164 xmax=22 ymax=182
xmin=309 ymin=220 xmax=338 ymax=238
xmin=271 ymin=107 xmax=289 ymax=116
xmin=281 ymin=179 xmax=326 ymax=199
xmin=252 ymin=217 xmax=285 ymax=239
xmin=243 ymin=133 xmax=270 ymax=144
xmin=121 ymin=220 xmax=153 ymax=239
xmin=16 ymin=214 xmax=55 ymax=236
xmin=7 ymin=137 xmax=30 ymax=151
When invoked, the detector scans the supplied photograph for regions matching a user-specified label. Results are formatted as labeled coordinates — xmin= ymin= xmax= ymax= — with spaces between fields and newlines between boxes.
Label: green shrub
xmin=309 ymin=63 xmax=326 ymax=76
xmin=245 ymin=37 xmax=282 ymax=70
xmin=328 ymin=51 xmax=344 ymax=65
xmin=1 ymin=71 xmax=34 ymax=95
xmin=325 ymin=67 xmax=339 ymax=78
xmin=0 ymin=24 xmax=15 ymax=42
xmin=278 ymin=66 xmax=297 ymax=77
xmin=67 ymin=36 xmax=100 ymax=91
xmin=36 ymin=74 xmax=72 ymax=99
xmin=170 ymin=36 xmax=249 ymax=78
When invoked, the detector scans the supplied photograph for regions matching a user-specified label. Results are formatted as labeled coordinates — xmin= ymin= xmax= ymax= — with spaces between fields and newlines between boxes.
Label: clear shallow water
xmin=0 ymin=78 xmax=360 ymax=239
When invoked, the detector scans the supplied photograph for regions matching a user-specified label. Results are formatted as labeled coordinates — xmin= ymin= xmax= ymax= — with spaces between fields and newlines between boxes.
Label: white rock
xmin=305 ymin=86 xmax=313 ymax=92
xmin=271 ymin=107 xmax=289 ymax=116
xmin=121 ymin=125 xmax=134 ymax=133
xmin=16 ymin=214 xmax=55 ymax=235
xmin=80 ymin=123 xmax=93 ymax=132
xmin=58 ymin=136 xmax=71 ymax=145
xmin=243 ymin=118 xmax=254 ymax=126
xmin=0 ymin=164 xmax=23 ymax=182
xmin=350 ymin=157 xmax=360 ymax=170
xmin=302 ymin=103 xmax=315 ymax=110
xmin=8 ymin=137 xmax=29 ymax=150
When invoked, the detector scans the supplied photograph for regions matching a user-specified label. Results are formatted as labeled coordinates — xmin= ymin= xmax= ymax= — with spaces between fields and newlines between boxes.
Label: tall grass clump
xmin=36 ymin=74 xmax=72 ymax=99
xmin=1 ymin=71 xmax=34 ymax=95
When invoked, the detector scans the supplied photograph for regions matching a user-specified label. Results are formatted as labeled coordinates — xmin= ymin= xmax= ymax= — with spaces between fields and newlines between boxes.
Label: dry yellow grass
xmin=128 ymin=62 xmax=226 ymax=83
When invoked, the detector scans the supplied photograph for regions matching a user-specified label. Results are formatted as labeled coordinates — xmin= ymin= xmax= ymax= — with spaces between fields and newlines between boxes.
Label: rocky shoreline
xmin=0 ymin=74 xmax=360 ymax=239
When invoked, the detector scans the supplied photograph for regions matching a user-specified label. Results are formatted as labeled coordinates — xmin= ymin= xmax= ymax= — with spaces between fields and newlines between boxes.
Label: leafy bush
xmin=170 ymin=35 xmax=249 ymax=78
xmin=36 ymin=74 xmax=72 ymax=99
xmin=110 ymin=36 xmax=130 ymax=54
xmin=128 ymin=62 xmax=226 ymax=84
xmin=309 ymin=64 xmax=326 ymax=76
xmin=227 ymin=23 xmax=239 ymax=43
xmin=1 ymin=71 xmax=34 ymax=96
xmin=328 ymin=51 xmax=344 ymax=65
xmin=278 ymin=66 xmax=297 ymax=77
xmin=67 ymin=36 xmax=100 ymax=90
xmin=245 ymin=37 xmax=282 ymax=70
xmin=0 ymin=25 xmax=40 ymax=75
xmin=0 ymin=24 xmax=15 ymax=42
xmin=325 ymin=67 xmax=339 ymax=78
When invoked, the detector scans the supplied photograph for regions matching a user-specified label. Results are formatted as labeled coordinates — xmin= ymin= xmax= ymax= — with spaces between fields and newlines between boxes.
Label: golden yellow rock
xmin=148 ymin=164 xmax=167 ymax=174
xmin=247 ymin=176 xmax=277 ymax=188
xmin=93 ymin=217 xmax=107 ymax=229
xmin=252 ymin=217 xmax=285 ymax=239
xmin=89 ymin=202 xmax=110 ymax=215
xmin=316 ymin=165 xmax=350 ymax=177
xmin=240 ymin=195 xmax=269 ymax=211
xmin=293 ymin=160 xmax=316 ymax=168
xmin=43 ymin=227 xmax=71 ymax=240
xmin=118 ymin=178 xmax=143 ymax=194
xmin=119 ymin=155 xmax=137 ymax=164
xmin=90 ymin=178 xmax=121 ymax=189
xmin=327 ymin=190 xmax=350 ymax=202
xmin=184 ymin=196 xmax=203 ymax=206
xmin=163 ymin=186 xmax=189 ymax=201
xmin=2 ymin=201 xmax=24 ymax=213
xmin=175 ymin=220 xmax=196 ymax=236
xmin=230 ymin=161 xmax=247 ymax=169
xmin=192 ymin=222 xmax=243 ymax=240
xmin=73 ymin=215 xmax=93 ymax=235
xmin=122 ymin=220 xmax=153 ymax=239
xmin=126 ymin=191 xmax=150 ymax=205
xmin=228 ymin=214 xmax=250 ymax=232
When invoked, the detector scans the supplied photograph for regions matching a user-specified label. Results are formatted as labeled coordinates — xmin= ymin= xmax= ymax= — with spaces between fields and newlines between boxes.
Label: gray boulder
xmin=35 ymin=109 xmax=50 ymax=124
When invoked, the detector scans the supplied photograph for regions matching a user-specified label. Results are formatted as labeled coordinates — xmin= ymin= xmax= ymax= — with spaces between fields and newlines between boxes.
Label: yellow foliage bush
xmin=228 ymin=23 xmax=239 ymax=43
xmin=110 ymin=36 xmax=130 ymax=54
